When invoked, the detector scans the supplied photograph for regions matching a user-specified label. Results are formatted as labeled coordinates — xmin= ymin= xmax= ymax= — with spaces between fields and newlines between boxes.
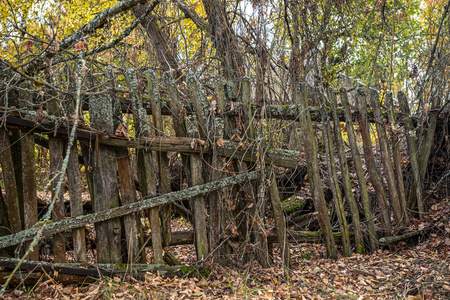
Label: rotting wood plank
xmin=0 ymin=258 xmax=183 ymax=282
xmin=19 ymin=84 xmax=39 ymax=260
xmin=369 ymin=89 xmax=405 ymax=225
xmin=109 ymin=66 xmax=142 ymax=264
xmin=297 ymin=82 xmax=336 ymax=258
xmin=0 ymin=171 xmax=258 ymax=249
xmin=147 ymin=69 xmax=172 ymax=248
xmin=186 ymin=71 xmax=209 ymax=260
xmin=125 ymin=68 xmax=163 ymax=264
xmin=46 ymin=86 xmax=66 ymax=263
xmin=340 ymin=88 xmax=383 ymax=244
xmin=355 ymin=88 xmax=392 ymax=234
xmin=89 ymin=92 xmax=122 ymax=264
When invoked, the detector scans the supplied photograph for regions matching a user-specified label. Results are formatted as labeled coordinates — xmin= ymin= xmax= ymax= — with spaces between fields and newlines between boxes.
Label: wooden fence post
xmin=339 ymin=88 xmax=384 ymax=244
xmin=125 ymin=69 xmax=163 ymax=264
xmin=108 ymin=66 xmax=142 ymax=263
xmin=242 ymin=76 xmax=271 ymax=268
xmin=46 ymin=81 xmax=66 ymax=263
xmin=186 ymin=71 xmax=209 ymax=260
xmin=297 ymin=82 xmax=336 ymax=258
xmin=386 ymin=91 xmax=409 ymax=221
xmin=0 ymin=129 xmax=21 ymax=237
xmin=146 ymin=69 xmax=172 ymax=248
xmin=89 ymin=91 xmax=122 ymax=263
xmin=355 ymin=88 xmax=392 ymax=234
xmin=19 ymin=83 xmax=39 ymax=260
xmin=398 ymin=91 xmax=424 ymax=218
xmin=320 ymin=93 xmax=352 ymax=256
xmin=370 ymin=89 xmax=407 ymax=225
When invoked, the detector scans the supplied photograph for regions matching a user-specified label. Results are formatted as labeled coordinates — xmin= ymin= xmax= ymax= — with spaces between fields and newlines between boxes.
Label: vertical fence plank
xmin=46 ymin=86 xmax=66 ymax=263
xmin=19 ymin=84 xmax=39 ymax=260
xmin=370 ymin=89 xmax=408 ymax=225
xmin=90 ymin=92 xmax=122 ymax=263
xmin=66 ymin=139 xmax=87 ymax=263
xmin=320 ymin=94 xmax=353 ymax=256
xmin=268 ymin=170 xmax=292 ymax=270
xmin=147 ymin=69 xmax=172 ymax=248
xmin=298 ymin=82 xmax=336 ymax=258
xmin=386 ymin=91 xmax=409 ymax=222
xmin=186 ymin=71 xmax=209 ymax=260
xmin=329 ymin=88 xmax=367 ymax=252
xmin=211 ymin=77 xmax=228 ymax=257
xmin=125 ymin=69 xmax=163 ymax=264
xmin=243 ymin=76 xmax=271 ymax=268
xmin=340 ymin=88 xmax=389 ymax=240
xmin=0 ymin=66 xmax=21 ymax=240
xmin=355 ymin=88 xmax=392 ymax=234
xmin=65 ymin=64 xmax=87 ymax=263
xmin=108 ymin=67 xmax=142 ymax=263
xmin=0 ymin=129 xmax=21 ymax=236
xmin=398 ymin=91 xmax=424 ymax=218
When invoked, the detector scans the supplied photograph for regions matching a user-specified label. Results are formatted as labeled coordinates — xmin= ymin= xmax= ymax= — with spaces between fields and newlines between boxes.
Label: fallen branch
xmin=378 ymin=230 xmax=422 ymax=246
xmin=0 ymin=171 xmax=259 ymax=249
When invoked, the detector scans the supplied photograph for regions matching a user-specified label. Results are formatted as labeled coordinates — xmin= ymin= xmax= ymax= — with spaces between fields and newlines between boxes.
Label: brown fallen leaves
xmin=1 ymin=201 xmax=449 ymax=299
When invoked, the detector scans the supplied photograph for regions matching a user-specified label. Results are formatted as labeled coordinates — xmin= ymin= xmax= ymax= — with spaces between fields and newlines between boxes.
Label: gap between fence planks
xmin=0 ymin=171 xmax=259 ymax=249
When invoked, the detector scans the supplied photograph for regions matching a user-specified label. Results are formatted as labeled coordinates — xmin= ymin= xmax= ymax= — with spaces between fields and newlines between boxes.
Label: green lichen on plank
xmin=281 ymin=195 xmax=307 ymax=213
xmin=0 ymin=171 xmax=259 ymax=249
xmin=125 ymin=68 xmax=151 ymax=136
xmin=90 ymin=94 xmax=114 ymax=133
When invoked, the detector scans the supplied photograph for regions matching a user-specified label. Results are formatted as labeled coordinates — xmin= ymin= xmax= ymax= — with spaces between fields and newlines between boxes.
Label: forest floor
xmin=0 ymin=197 xmax=449 ymax=299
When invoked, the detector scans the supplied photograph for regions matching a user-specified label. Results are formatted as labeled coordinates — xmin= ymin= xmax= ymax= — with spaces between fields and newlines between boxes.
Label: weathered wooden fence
xmin=0 ymin=63 xmax=446 ymax=281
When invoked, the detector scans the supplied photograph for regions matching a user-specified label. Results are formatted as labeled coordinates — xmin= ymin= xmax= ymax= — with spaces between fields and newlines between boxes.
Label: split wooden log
xmin=110 ymin=67 xmax=143 ymax=264
xmin=398 ymin=91 xmax=425 ymax=218
xmin=369 ymin=89 xmax=406 ymax=225
xmin=320 ymin=91 xmax=353 ymax=256
xmin=46 ymin=82 xmax=66 ymax=263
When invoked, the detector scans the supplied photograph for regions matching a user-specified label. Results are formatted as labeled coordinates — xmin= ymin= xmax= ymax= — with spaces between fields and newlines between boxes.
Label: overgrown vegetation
xmin=0 ymin=0 xmax=449 ymax=299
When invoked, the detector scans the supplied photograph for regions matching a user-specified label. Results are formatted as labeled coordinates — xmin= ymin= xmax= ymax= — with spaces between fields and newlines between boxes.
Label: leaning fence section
xmin=0 ymin=65 xmax=442 ymax=281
